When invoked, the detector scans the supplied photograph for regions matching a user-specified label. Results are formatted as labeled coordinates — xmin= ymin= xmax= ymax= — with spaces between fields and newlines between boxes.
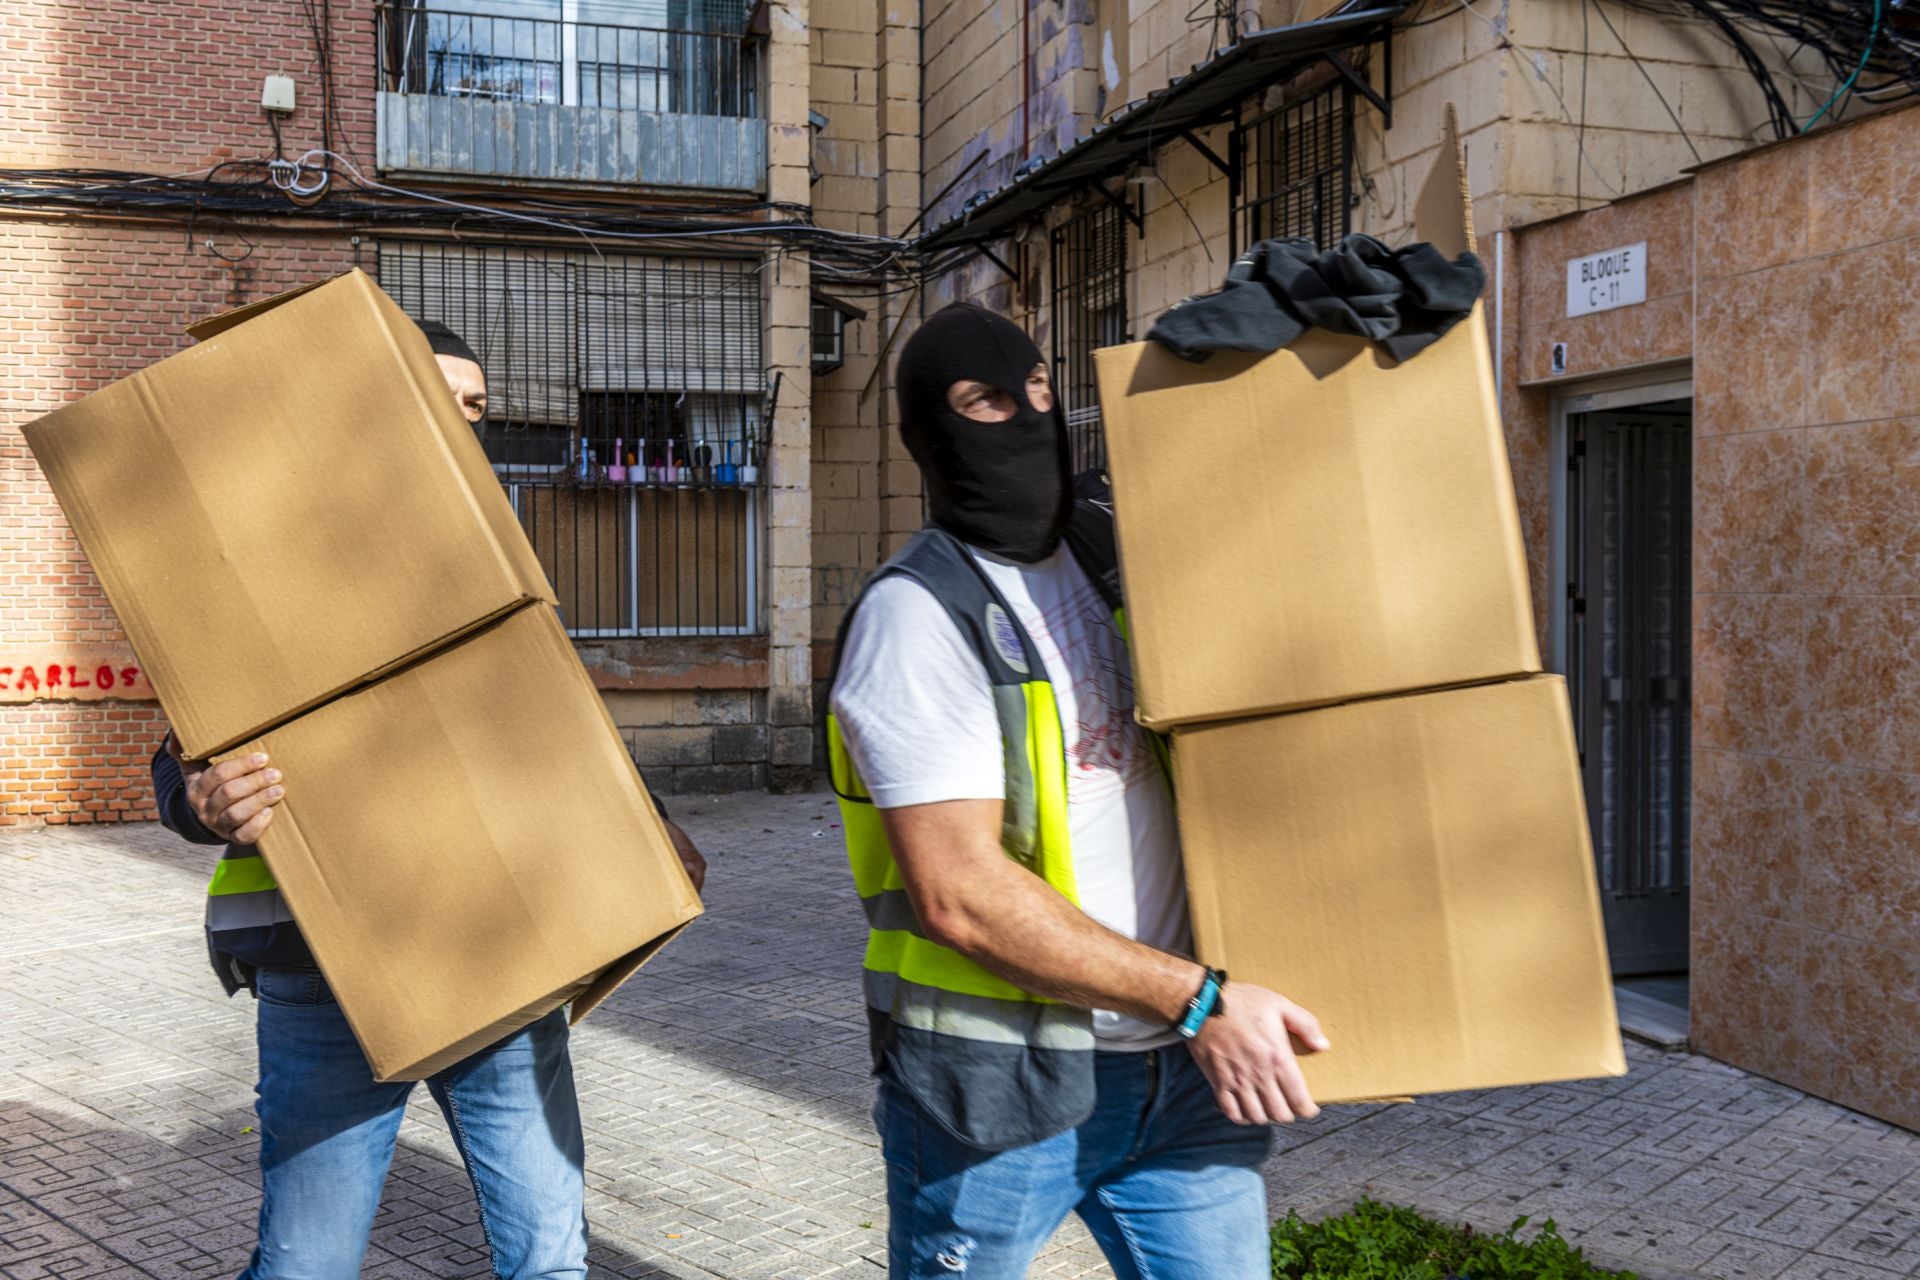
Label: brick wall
xmin=0 ymin=223 xmax=359 ymax=825
xmin=809 ymin=0 xmax=887 ymax=650
xmin=0 ymin=0 xmax=375 ymax=173
xmin=2 ymin=0 xmax=835 ymax=815
xmin=0 ymin=1 xmax=373 ymax=826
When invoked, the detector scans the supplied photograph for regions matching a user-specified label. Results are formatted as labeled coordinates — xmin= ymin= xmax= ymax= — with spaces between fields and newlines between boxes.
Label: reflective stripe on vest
xmin=206 ymin=849 xmax=293 ymax=933
xmin=863 ymin=969 xmax=1093 ymax=1051
xmin=827 ymin=526 xmax=1099 ymax=1150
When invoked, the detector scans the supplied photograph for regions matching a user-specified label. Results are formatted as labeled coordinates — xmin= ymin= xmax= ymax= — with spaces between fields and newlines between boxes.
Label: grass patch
xmin=1272 ymin=1198 xmax=1639 ymax=1279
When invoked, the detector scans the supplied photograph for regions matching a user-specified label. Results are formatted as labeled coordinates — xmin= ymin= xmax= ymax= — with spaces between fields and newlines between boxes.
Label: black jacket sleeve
xmin=151 ymin=738 xmax=227 ymax=847
xmin=1065 ymin=469 xmax=1123 ymax=613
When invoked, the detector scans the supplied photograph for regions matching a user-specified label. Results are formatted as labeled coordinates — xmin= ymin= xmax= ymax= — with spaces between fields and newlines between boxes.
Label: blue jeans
xmin=243 ymin=966 xmax=587 ymax=1280
xmin=876 ymin=1043 xmax=1273 ymax=1279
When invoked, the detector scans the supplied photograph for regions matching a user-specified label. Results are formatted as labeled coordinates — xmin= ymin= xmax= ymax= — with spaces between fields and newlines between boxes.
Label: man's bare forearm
xmin=944 ymin=863 xmax=1203 ymax=1023
xmin=881 ymin=799 xmax=1204 ymax=1026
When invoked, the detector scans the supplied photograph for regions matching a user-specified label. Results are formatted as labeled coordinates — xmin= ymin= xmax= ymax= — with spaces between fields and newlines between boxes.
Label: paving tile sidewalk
xmin=3 ymin=791 xmax=1917 ymax=1279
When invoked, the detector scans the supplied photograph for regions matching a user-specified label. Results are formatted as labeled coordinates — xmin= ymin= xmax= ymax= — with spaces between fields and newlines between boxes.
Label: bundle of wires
xmin=1605 ymin=0 xmax=1915 ymax=138
xmin=0 ymin=151 xmax=934 ymax=287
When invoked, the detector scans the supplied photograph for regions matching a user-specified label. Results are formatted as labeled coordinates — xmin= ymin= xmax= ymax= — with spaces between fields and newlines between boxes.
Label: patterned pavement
xmin=3 ymin=792 xmax=1918 ymax=1279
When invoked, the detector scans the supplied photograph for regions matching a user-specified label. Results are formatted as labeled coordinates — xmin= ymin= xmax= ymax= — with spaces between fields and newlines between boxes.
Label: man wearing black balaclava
xmin=827 ymin=303 xmax=1327 ymax=1279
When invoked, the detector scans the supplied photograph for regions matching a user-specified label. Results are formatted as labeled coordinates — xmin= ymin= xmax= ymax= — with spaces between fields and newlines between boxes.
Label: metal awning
xmin=913 ymin=4 xmax=1406 ymax=256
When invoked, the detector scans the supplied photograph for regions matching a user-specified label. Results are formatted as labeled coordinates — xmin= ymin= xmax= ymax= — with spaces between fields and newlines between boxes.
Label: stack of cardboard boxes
xmin=26 ymin=271 xmax=701 ymax=1081
xmin=1095 ymin=118 xmax=1624 ymax=1101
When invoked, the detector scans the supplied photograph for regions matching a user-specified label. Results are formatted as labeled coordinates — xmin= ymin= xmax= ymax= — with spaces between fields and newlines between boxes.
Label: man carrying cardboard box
xmin=825 ymin=303 xmax=1329 ymax=1280
xmin=149 ymin=320 xmax=709 ymax=1280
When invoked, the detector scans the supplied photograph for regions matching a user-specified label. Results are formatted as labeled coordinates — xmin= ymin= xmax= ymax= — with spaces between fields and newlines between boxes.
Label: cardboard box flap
xmin=1412 ymin=102 xmax=1475 ymax=260
xmin=236 ymin=605 xmax=702 ymax=1082
xmin=24 ymin=269 xmax=558 ymax=756
xmin=1171 ymin=676 xmax=1625 ymax=1103
xmin=570 ymin=922 xmax=694 ymax=1023
xmin=185 ymin=275 xmax=338 ymax=341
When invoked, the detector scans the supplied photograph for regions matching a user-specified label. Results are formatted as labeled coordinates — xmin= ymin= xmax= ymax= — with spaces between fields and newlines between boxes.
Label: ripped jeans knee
xmin=934 ymin=1236 xmax=978 ymax=1272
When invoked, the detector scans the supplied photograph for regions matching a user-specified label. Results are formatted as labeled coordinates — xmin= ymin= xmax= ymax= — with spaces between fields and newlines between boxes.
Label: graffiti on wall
xmin=0 ymin=648 xmax=153 ymax=702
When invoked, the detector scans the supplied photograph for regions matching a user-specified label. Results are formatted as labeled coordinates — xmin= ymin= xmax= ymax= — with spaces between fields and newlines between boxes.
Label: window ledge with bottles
xmin=381 ymin=240 xmax=767 ymax=643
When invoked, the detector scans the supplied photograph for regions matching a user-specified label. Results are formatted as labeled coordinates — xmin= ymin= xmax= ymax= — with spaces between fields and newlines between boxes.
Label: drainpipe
xmin=1022 ymin=0 xmax=1032 ymax=160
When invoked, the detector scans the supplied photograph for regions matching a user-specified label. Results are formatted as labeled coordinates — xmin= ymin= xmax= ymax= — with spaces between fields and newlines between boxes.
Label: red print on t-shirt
xmin=1020 ymin=578 xmax=1155 ymax=801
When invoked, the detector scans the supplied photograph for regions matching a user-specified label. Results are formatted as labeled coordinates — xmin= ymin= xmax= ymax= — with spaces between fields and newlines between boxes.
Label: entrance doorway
xmin=1559 ymin=391 xmax=1692 ymax=976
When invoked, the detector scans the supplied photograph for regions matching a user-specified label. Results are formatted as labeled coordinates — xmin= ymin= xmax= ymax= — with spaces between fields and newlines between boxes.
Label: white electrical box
xmin=261 ymin=76 xmax=296 ymax=114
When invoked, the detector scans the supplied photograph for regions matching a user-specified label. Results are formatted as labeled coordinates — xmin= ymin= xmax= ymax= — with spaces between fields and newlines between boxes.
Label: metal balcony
xmin=376 ymin=4 xmax=766 ymax=191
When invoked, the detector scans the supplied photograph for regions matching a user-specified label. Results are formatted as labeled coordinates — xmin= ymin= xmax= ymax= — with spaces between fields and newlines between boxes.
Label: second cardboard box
xmin=1170 ymin=675 xmax=1624 ymax=1102
xmin=225 ymin=602 xmax=702 ymax=1082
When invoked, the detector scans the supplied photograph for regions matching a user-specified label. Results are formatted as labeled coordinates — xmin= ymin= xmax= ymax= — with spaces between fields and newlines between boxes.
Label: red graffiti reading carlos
xmin=0 ymin=663 xmax=141 ymax=693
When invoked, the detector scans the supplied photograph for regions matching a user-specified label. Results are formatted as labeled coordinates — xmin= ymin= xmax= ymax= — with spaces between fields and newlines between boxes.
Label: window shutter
xmin=377 ymin=243 xmax=577 ymax=427
xmin=578 ymin=256 xmax=760 ymax=394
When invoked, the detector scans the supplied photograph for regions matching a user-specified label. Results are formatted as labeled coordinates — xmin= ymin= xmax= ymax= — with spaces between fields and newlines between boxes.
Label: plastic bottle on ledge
xmin=575 ymin=436 xmax=593 ymax=484
xmin=739 ymin=440 xmax=759 ymax=486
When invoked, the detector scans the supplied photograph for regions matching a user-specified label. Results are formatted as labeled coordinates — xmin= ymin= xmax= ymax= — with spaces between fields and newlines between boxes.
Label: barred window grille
xmin=379 ymin=241 xmax=764 ymax=638
xmin=1234 ymin=81 xmax=1353 ymax=252
xmin=1049 ymin=200 xmax=1129 ymax=475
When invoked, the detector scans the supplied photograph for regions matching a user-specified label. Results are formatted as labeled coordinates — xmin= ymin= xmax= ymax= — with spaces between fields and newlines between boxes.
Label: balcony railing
xmin=375 ymin=4 xmax=766 ymax=190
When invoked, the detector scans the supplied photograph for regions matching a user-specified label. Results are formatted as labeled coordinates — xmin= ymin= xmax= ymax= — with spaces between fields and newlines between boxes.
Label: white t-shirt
xmin=829 ymin=543 xmax=1192 ymax=1051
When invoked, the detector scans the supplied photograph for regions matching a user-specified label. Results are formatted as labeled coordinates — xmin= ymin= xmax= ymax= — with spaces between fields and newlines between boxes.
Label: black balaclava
xmin=897 ymin=303 xmax=1071 ymax=563
xmin=416 ymin=318 xmax=481 ymax=368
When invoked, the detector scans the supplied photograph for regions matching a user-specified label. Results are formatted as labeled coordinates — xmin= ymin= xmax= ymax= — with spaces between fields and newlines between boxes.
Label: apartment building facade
xmin=5 ymin=0 xmax=1913 ymax=1132
xmin=2 ymin=0 xmax=819 ymax=819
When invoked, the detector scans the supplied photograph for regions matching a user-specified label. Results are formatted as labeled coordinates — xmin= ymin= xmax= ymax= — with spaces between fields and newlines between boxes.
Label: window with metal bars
xmin=1049 ymin=201 xmax=1129 ymax=474
xmin=378 ymin=241 xmax=764 ymax=638
xmin=1233 ymin=81 xmax=1353 ymax=253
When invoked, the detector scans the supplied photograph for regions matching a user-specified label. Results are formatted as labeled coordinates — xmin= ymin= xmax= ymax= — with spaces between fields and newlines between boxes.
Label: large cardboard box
xmin=26 ymin=272 xmax=697 ymax=1080
xmin=1170 ymin=676 xmax=1624 ymax=1102
xmin=23 ymin=270 xmax=554 ymax=757
xmin=226 ymin=603 xmax=701 ymax=1081
xmin=1092 ymin=116 xmax=1539 ymax=730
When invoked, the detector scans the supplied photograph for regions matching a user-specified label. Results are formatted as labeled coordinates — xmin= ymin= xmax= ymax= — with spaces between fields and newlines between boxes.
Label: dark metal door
xmin=1565 ymin=405 xmax=1692 ymax=974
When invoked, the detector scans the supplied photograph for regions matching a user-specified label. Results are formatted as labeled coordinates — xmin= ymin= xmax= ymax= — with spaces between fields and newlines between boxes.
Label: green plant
xmin=1271 ymin=1198 xmax=1638 ymax=1280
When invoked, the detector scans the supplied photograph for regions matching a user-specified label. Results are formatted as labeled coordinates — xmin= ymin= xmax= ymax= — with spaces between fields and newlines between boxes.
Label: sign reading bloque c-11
xmin=1565 ymin=242 xmax=1647 ymax=318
